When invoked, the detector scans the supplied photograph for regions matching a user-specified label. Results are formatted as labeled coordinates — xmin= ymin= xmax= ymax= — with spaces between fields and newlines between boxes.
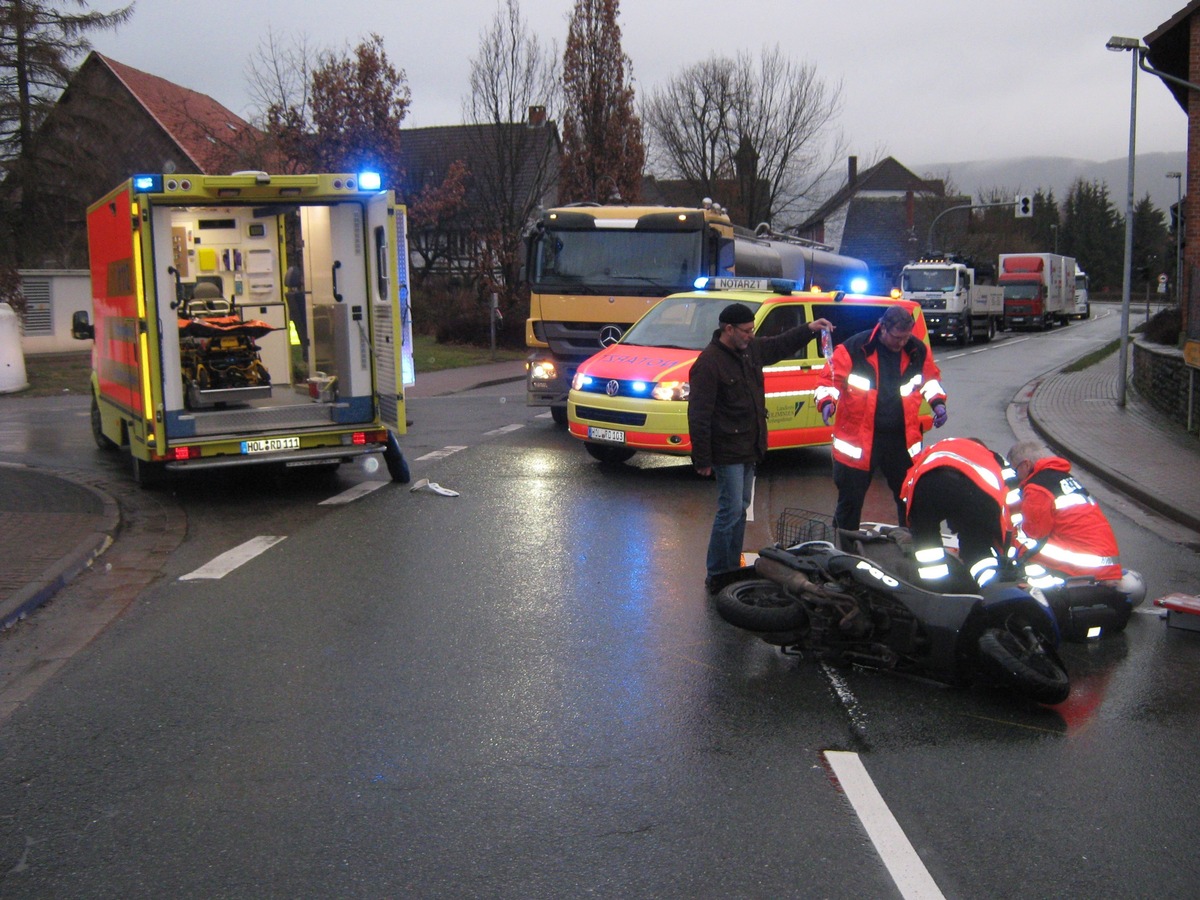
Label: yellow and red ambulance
xmin=566 ymin=277 xmax=933 ymax=464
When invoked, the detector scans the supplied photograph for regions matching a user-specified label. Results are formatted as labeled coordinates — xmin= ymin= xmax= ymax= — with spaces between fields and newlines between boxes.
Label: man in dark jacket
xmin=689 ymin=301 xmax=834 ymax=590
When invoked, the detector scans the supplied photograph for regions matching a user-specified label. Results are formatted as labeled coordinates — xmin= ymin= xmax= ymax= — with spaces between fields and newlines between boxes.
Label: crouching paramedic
xmin=816 ymin=305 xmax=947 ymax=532
xmin=1006 ymin=440 xmax=1142 ymax=598
xmin=900 ymin=437 xmax=1022 ymax=589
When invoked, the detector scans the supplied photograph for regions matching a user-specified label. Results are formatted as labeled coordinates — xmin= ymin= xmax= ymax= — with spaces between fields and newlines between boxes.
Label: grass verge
xmin=1061 ymin=339 xmax=1119 ymax=373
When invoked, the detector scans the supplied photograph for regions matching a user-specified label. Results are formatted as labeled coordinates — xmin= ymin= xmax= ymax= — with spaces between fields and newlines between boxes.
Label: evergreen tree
xmin=559 ymin=0 xmax=643 ymax=205
xmin=1131 ymin=193 xmax=1170 ymax=295
xmin=1059 ymin=179 xmax=1123 ymax=291
xmin=0 ymin=0 xmax=133 ymax=265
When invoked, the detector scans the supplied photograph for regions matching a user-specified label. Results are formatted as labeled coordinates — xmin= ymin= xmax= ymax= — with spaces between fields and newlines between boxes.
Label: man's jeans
xmin=706 ymin=463 xmax=755 ymax=578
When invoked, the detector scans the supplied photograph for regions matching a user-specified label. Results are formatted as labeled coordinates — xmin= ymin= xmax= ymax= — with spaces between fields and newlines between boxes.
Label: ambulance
xmin=566 ymin=278 xmax=932 ymax=464
xmin=72 ymin=171 xmax=413 ymax=483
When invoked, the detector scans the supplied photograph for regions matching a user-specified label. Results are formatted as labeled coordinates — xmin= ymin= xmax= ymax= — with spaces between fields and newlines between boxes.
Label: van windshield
xmin=622 ymin=297 xmax=760 ymax=351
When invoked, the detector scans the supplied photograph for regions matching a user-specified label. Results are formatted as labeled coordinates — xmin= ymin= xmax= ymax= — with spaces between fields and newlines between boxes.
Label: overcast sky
xmin=89 ymin=0 xmax=1186 ymax=172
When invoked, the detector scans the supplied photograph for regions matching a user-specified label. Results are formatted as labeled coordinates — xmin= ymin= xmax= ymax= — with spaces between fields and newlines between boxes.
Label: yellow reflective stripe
xmin=970 ymin=557 xmax=998 ymax=578
xmin=921 ymin=379 xmax=944 ymax=399
xmin=900 ymin=374 xmax=922 ymax=396
xmin=815 ymin=386 xmax=839 ymax=403
xmin=1006 ymin=489 xmax=1022 ymax=506
xmin=908 ymin=441 xmax=923 ymax=457
xmin=847 ymin=373 xmax=872 ymax=391
xmin=833 ymin=437 xmax=863 ymax=459
xmin=919 ymin=563 xmax=951 ymax=579
xmin=1054 ymin=493 xmax=1094 ymax=510
xmin=1038 ymin=542 xmax=1117 ymax=568
xmin=919 ymin=450 xmax=1002 ymax=490
xmin=915 ymin=547 xmax=946 ymax=562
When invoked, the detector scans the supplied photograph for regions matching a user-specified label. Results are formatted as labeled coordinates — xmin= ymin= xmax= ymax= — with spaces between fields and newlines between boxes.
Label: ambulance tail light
xmin=652 ymin=380 xmax=689 ymax=401
xmin=166 ymin=445 xmax=202 ymax=461
xmin=351 ymin=430 xmax=389 ymax=445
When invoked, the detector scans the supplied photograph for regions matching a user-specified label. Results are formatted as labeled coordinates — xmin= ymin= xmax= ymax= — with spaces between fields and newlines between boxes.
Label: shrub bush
xmin=1142 ymin=306 xmax=1182 ymax=345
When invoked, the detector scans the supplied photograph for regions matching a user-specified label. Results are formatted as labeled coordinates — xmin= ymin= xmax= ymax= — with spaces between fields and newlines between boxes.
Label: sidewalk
xmin=4 ymin=352 xmax=1198 ymax=628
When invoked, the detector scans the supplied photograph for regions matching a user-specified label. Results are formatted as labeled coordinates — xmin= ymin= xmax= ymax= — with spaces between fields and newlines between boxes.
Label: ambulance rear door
xmin=364 ymin=191 xmax=410 ymax=434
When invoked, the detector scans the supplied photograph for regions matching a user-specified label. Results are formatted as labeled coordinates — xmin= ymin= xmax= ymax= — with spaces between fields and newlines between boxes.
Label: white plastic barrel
xmin=0 ymin=302 xmax=29 ymax=393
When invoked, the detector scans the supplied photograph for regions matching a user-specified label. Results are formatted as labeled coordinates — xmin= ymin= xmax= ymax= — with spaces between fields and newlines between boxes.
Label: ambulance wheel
xmin=584 ymin=442 xmax=635 ymax=464
xmin=550 ymin=405 xmax=568 ymax=427
xmin=384 ymin=431 xmax=411 ymax=483
xmin=91 ymin=395 xmax=116 ymax=451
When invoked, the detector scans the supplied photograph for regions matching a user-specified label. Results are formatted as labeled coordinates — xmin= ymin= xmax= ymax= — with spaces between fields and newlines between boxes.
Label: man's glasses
xmin=730 ymin=323 xmax=755 ymax=335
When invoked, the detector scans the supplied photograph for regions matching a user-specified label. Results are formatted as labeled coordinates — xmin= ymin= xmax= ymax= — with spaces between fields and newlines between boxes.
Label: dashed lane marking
xmin=319 ymin=480 xmax=388 ymax=505
xmin=484 ymin=423 xmax=525 ymax=436
xmin=179 ymin=535 xmax=287 ymax=581
xmin=414 ymin=445 xmax=468 ymax=462
xmin=824 ymin=750 xmax=946 ymax=900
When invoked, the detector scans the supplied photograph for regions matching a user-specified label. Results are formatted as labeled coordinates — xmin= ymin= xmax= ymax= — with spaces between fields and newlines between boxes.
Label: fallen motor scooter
xmin=715 ymin=510 xmax=1070 ymax=705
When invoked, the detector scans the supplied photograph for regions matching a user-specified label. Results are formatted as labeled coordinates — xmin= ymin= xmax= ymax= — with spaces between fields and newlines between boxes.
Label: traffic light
xmin=1015 ymin=195 xmax=1034 ymax=218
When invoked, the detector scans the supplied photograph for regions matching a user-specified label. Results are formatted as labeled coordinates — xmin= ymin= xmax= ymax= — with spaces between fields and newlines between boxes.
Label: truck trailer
xmin=998 ymin=252 xmax=1075 ymax=330
xmin=897 ymin=257 xmax=1003 ymax=345
xmin=73 ymin=171 xmax=413 ymax=483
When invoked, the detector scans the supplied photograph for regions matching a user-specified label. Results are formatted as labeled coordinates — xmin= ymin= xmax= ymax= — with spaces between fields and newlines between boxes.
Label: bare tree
xmin=643 ymin=45 xmax=844 ymax=228
xmin=462 ymin=0 xmax=560 ymax=321
xmin=559 ymin=0 xmax=643 ymax=204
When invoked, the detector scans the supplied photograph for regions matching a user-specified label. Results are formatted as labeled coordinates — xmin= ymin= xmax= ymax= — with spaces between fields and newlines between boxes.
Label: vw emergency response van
xmin=566 ymin=278 xmax=932 ymax=464
xmin=73 ymin=171 xmax=413 ymax=483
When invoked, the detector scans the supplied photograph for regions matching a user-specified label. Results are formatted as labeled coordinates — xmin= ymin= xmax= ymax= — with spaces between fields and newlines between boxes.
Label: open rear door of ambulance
xmin=365 ymin=191 xmax=411 ymax=435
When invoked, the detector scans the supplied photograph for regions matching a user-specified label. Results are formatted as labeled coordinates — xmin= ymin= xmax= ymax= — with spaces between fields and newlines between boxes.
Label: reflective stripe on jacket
xmin=816 ymin=323 xmax=946 ymax=471
xmin=900 ymin=437 xmax=1021 ymax=539
xmin=1020 ymin=456 xmax=1122 ymax=580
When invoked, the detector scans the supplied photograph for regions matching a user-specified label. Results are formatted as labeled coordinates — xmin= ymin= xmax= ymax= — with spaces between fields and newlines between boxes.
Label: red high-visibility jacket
xmin=1020 ymin=456 xmax=1122 ymax=580
xmin=816 ymin=323 xmax=945 ymax=471
xmin=900 ymin=437 xmax=1021 ymax=539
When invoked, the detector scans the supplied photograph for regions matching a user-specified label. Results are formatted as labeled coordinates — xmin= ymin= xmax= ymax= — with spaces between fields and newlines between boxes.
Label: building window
xmin=19 ymin=278 xmax=52 ymax=336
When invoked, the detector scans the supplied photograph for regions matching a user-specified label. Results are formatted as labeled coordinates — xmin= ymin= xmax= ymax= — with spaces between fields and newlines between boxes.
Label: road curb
xmin=0 ymin=464 xmax=120 ymax=631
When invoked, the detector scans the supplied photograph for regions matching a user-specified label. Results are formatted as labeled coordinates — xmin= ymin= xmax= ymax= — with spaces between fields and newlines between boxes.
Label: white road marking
xmin=179 ymin=536 xmax=287 ymax=581
xmin=484 ymin=423 xmax=525 ymax=436
xmin=414 ymin=445 xmax=468 ymax=462
xmin=824 ymin=750 xmax=946 ymax=900
xmin=319 ymin=480 xmax=387 ymax=505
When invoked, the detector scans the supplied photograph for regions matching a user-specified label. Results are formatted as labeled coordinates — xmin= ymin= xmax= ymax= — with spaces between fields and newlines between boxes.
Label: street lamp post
xmin=1107 ymin=35 xmax=1144 ymax=408
xmin=1167 ymin=171 xmax=1183 ymax=304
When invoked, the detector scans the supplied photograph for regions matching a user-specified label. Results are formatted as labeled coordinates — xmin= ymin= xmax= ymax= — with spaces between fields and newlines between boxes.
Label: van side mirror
xmin=71 ymin=310 xmax=94 ymax=340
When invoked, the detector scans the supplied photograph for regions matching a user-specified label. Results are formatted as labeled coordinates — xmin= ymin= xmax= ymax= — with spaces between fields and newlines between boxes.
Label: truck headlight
xmin=652 ymin=380 xmax=689 ymax=401
xmin=530 ymin=360 xmax=557 ymax=381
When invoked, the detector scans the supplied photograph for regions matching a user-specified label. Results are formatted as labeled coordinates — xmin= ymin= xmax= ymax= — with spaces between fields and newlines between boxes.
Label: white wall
xmin=18 ymin=269 xmax=92 ymax=355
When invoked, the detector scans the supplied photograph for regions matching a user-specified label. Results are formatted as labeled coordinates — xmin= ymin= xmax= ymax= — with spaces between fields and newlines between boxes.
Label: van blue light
xmin=694 ymin=276 xmax=710 ymax=290
xmin=132 ymin=174 xmax=162 ymax=192
xmin=358 ymin=172 xmax=382 ymax=191
xmin=632 ymin=381 xmax=648 ymax=393
xmin=850 ymin=277 xmax=869 ymax=293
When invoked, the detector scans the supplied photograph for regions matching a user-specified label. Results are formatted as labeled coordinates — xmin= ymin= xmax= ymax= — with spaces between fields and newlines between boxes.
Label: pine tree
xmin=559 ymin=0 xmax=643 ymax=204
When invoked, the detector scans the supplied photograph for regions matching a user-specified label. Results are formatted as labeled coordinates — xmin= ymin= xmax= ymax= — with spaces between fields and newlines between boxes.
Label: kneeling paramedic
xmin=900 ymin=437 xmax=1022 ymax=589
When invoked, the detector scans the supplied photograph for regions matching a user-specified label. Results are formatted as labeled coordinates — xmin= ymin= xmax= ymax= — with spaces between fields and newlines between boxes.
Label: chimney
xmin=848 ymin=155 xmax=858 ymax=186
xmin=527 ymin=105 xmax=546 ymax=127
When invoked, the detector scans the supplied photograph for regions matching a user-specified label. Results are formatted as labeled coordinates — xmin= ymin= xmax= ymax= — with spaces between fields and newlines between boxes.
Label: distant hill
xmin=914 ymin=152 xmax=1186 ymax=215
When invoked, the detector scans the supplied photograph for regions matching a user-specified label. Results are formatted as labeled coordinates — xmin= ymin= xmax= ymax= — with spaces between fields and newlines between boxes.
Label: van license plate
xmin=241 ymin=437 xmax=301 ymax=454
xmin=588 ymin=427 xmax=625 ymax=444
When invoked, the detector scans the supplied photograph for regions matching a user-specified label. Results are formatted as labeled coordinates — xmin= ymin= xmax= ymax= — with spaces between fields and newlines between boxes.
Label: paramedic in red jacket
xmin=901 ymin=437 xmax=1022 ymax=588
xmin=816 ymin=305 xmax=947 ymax=532
xmin=1006 ymin=440 xmax=1122 ymax=581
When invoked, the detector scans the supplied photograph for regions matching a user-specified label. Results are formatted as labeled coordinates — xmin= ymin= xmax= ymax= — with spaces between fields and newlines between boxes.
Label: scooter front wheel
xmin=715 ymin=579 xmax=807 ymax=633
xmin=977 ymin=626 xmax=1070 ymax=705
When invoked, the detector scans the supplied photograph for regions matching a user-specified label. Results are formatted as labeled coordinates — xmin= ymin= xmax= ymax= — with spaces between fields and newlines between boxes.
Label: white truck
xmin=1073 ymin=267 xmax=1090 ymax=319
xmin=998 ymin=252 xmax=1075 ymax=330
xmin=897 ymin=257 xmax=1003 ymax=345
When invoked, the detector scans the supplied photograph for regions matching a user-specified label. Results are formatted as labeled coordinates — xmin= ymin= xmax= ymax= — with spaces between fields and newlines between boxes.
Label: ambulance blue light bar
xmin=358 ymin=171 xmax=382 ymax=191
xmin=849 ymin=276 xmax=869 ymax=293
xmin=132 ymin=174 xmax=162 ymax=193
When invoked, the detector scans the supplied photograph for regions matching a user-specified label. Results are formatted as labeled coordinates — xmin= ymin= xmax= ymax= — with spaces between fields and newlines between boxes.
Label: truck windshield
xmin=622 ymin=297 xmax=759 ymax=351
xmin=1004 ymin=285 xmax=1040 ymax=300
xmin=902 ymin=269 xmax=955 ymax=292
xmin=532 ymin=229 xmax=703 ymax=294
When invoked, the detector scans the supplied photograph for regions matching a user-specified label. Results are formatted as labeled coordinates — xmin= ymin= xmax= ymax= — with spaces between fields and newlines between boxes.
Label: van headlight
xmin=652 ymin=380 xmax=689 ymax=401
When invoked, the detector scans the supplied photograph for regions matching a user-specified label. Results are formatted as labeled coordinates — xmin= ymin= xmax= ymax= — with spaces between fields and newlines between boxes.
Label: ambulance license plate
xmin=588 ymin=427 xmax=625 ymax=444
xmin=241 ymin=436 xmax=301 ymax=454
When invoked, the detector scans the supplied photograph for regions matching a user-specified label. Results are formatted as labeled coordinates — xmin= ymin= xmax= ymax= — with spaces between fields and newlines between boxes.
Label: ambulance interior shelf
xmin=177 ymin=282 xmax=275 ymax=409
